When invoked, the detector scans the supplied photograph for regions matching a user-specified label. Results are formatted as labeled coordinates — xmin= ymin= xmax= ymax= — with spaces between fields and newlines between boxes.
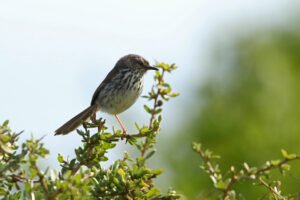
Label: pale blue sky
xmin=0 ymin=0 xmax=297 ymax=168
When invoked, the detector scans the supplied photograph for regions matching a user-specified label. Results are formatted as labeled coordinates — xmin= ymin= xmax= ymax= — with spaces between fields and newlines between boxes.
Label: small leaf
xmin=161 ymin=95 xmax=169 ymax=101
xmin=169 ymin=92 xmax=180 ymax=97
xmin=146 ymin=188 xmax=161 ymax=198
xmin=158 ymin=115 xmax=162 ymax=122
xmin=281 ymin=163 xmax=290 ymax=171
xmin=144 ymin=105 xmax=152 ymax=114
xmin=281 ymin=149 xmax=288 ymax=158
xmin=140 ymin=127 xmax=150 ymax=133
xmin=127 ymin=137 xmax=137 ymax=145
xmin=135 ymin=122 xmax=140 ymax=130
xmin=73 ymin=174 xmax=81 ymax=184
xmin=154 ymin=108 xmax=162 ymax=114
xmin=192 ymin=143 xmax=201 ymax=152
xmin=69 ymin=159 xmax=76 ymax=169
xmin=100 ymin=156 xmax=108 ymax=161
xmin=0 ymin=134 xmax=10 ymax=143
xmin=145 ymin=150 xmax=156 ymax=160
xmin=271 ymin=160 xmax=280 ymax=166
xmin=3 ymin=120 xmax=9 ymax=127
xmin=151 ymin=168 xmax=163 ymax=175
xmin=215 ymin=180 xmax=226 ymax=189
xmin=287 ymin=153 xmax=297 ymax=159
xmin=114 ymin=129 xmax=122 ymax=136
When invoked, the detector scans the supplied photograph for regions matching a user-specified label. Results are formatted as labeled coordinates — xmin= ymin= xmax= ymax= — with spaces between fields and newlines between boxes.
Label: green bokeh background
xmin=159 ymin=18 xmax=300 ymax=199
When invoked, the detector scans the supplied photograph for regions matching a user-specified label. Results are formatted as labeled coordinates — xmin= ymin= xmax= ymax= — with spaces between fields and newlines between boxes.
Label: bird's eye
xmin=136 ymin=60 xmax=144 ymax=65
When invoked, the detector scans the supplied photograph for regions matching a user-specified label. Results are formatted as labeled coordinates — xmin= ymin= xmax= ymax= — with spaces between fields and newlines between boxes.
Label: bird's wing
xmin=91 ymin=66 xmax=120 ymax=105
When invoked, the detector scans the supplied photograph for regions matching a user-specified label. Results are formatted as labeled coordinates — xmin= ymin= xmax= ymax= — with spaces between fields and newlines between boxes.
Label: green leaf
xmin=69 ymin=159 xmax=76 ymax=169
xmin=158 ymin=115 xmax=162 ymax=123
xmin=154 ymin=108 xmax=162 ymax=114
xmin=192 ymin=143 xmax=201 ymax=152
xmin=281 ymin=163 xmax=290 ymax=171
xmin=25 ymin=182 xmax=31 ymax=193
xmin=215 ymin=180 xmax=226 ymax=189
xmin=151 ymin=168 xmax=163 ymax=175
xmin=141 ymin=127 xmax=150 ymax=133
xmin=287 ymin=153 xmax=297 ymax=159
xmin=102 ymin=142 xmax=116 ymax=150
xmin=124 ymin=152 xmax=132 ymax=161
xmin=169 ymin=92 xmax=180 ymax=97
xmin=127 ymin=137 xmax=137 ymax=145
xmin=146 ymin=188 xmax=161 ymax=198
xmin=270 ymin=160 xmax=280 ymax=166
xmin=144 ymin=105 xmax=152 ymax=113
xmin=135 ymin=122 xmax=140 ymax=130
xmin=145 ymin=150 xmax=156 ymax=160
xmin=57 ymin=154 xmax=64 ymax=163
xmin=73 ymin=174 xmax=81 ymax=184
xmin=137 ymin=157 xmax=145 ymax=165
xmin=281 ymin=149 xmax=288 ymax=158
xmin=3 ymin=120 xmax=9 ymax=127
xmin=161 ymin=95 xmax=169 ymax=101
xmin=100 ymin=156 xmax=108 ymax=161
xmin=0 ymin=134 xmax=10 ymax=142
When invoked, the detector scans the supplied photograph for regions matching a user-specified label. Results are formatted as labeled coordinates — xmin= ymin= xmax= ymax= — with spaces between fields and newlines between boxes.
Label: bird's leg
xmin=114 ymin=114 xmax=127 ymax=136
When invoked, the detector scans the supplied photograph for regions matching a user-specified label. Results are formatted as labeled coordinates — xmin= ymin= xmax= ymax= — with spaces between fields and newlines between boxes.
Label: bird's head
xmin=117 ymin=54 xmax=158 ymax=73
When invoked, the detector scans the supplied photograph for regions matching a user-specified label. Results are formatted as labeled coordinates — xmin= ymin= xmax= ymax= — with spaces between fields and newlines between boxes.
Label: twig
xmin=222 ymin=172 xmax=238 ymax=200
xmin=257 ymin=177 xmax=285 ymax=200
xmin=113 ymin=129 xmax=157 ymax=139
xmin=195 ymin=147 xmax=218 ymax=178
xmin=34 ymin=162 xmax=49 ymax=192
xmin=71 ymin=121 xmax=106 ymax=175
xmin=149 ymin=70 xmax=165 ymax=128
xmin=256 ymin=156 xmax=300 ymax=175
xmin=30 ymin=179 xmax=35 ymax=200
xmin=71 ymin=146 xmax=95 ymax=175
xmin=141 ymin=69 xmax=165 ymax=157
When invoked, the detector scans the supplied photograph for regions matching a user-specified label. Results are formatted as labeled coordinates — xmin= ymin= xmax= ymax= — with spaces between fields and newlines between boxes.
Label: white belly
xmin=98 ymin=80 xmax=144 ymax=114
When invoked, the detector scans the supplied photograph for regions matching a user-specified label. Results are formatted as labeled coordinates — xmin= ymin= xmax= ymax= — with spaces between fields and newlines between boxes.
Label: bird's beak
xmin=145 ymin=66 xmax=158 ymax=70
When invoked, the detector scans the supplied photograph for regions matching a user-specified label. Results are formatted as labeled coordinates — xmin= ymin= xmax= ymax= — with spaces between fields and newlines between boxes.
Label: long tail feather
xmin=55 ymin=104 xmax=98 ymax=135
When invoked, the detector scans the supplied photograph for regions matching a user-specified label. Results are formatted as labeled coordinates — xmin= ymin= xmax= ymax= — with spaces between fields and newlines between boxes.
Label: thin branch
xmin=113 ymin=129 xmax=157 ymax=139
xmin=71 ymin=146 xmax=95 ymax=175
xmin=141 ymin=69 xmax=165 ymax=157
xmin=256 ymin=156 xmax=300 ymax=175
xmin=257 ymin=177 xmax=285 ymax=200
xmin=194 ymin=147 xmax=218 ymax=178
xmin=30 ymin=179 xmax=35 ymax=200
xmin=34 ymin=162 xmax=49 ymax=193
xmin=222 ymin=172 xmax=238 ymax=200
xmin=71 ymin=121 xmax=106 ymax=175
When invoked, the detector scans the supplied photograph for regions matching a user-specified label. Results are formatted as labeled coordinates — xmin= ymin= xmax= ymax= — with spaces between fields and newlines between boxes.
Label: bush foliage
xmin=0 ymin=63 xmax=180 ymax=200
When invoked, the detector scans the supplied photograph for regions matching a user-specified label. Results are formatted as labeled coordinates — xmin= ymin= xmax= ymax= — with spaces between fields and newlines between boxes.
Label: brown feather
xmin=90 ymin=56 xmax=128 ymax=105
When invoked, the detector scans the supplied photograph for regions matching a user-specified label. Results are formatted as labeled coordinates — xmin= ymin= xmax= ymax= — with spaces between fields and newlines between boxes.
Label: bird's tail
xmin=55 ymin=104 xmax=98 ymax=135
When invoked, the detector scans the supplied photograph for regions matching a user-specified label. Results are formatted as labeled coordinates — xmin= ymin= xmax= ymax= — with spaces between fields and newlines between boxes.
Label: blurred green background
xmin=158 ymin=14 xmax=300 ymax=199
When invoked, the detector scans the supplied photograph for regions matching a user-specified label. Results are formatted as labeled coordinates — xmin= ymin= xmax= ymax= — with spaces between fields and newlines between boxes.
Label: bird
xmin=55 ymin=54 xmax=158 ymax=136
